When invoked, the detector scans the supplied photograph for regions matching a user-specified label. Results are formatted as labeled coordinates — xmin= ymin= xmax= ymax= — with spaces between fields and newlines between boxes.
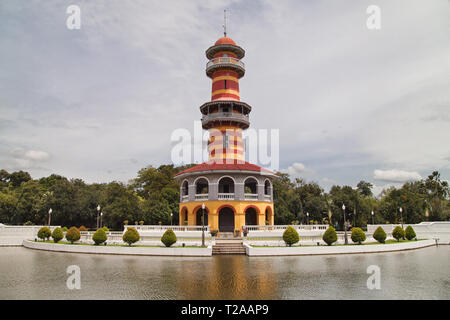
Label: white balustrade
xmin=218 ymin=193 xmax=235 ymax=200
xmin=244 ymin=193 xmax=258 ymax=200
xmin=195 ymin=194 xmax=209 ymax=201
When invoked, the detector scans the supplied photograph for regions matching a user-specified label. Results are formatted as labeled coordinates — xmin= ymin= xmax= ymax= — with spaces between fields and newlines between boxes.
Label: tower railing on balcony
xmin=264 ymin=194 xmax=272 ymax=201
xmin=201 ymin=112 xmax=249 ymax=124
xmin=244 ymin=193 xmax=258 ymax=200
xmin=218 ymin=193 xmax=235 ymax=200
xmin=195 ymin=194 xmax=209 ymax=201
xmin=206 ymin=57 xmax=245 ymax=70
xmin=181 ymin=195 xmax=189 ymax=202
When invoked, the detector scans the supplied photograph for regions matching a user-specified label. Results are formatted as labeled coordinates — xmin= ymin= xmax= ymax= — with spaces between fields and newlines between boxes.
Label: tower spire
xmin=223 ymin=9 xmax=227 ymax=37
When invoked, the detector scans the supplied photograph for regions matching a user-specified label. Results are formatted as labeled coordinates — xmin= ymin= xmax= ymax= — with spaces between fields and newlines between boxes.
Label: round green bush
xmin=102 ymin=226 xmax=109 ymax=232
xmin=405 ymin=226 xmax=416 ymax=240
xmin=122 ymin=227 xmax=140 ymax=246
xmin=62 ymin=226 xmax=68 ymax=232
xmin=92 ymin=228 xmax=107 ymax=245
xmin=51 ymin=227 xmax=64 ymax=243
xmin=392 ymin=226 xmax=405 ymax=242
xmin=351 ymin=227 xmax=366 ymax=244
xmin=210 ymin=230 xmax=218 ymax=237
xmin=66 ymin=226 xmax=81 ymax=244
xmin=283 ymin=226 xmax=300 ymax=247
xmin=322 ymin=226 xmax=337 ymax=246
xmin=37 ymin=227 xmax=51 ymax=241
xmin=161 ymin=229 xmax=177 ymax=247
xmin=373 ymin=226 xmax=387 ymax=243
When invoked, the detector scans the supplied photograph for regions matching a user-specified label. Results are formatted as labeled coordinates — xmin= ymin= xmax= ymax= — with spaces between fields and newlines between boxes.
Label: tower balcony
xmin=201 ymin=111 xmax=249 ymax=129
xmin=206 ymin=57 xmax=245 ymax=78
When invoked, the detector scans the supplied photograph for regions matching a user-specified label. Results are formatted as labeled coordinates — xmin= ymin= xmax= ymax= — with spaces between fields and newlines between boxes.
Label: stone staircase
xmin=212 ymin=239 xmax=246 ymax=255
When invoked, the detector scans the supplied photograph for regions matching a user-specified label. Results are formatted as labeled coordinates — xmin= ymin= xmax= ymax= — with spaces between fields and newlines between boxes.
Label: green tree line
xmin=0 ymin=167 xmax=448 ymax=230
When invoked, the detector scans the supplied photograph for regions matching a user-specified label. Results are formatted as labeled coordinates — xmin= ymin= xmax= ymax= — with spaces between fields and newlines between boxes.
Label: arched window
xmin=244 ymin=177 xmax=258 ymax=194
xmin=218 ymin=177 xmax=234 ymax=194
xmin=181 ymin=180 xmax=188 ymax=196
xmin=195 ymin=178 xmax=209 ymax=194
xmin=264 ymin=180 xmax=271 ymax=195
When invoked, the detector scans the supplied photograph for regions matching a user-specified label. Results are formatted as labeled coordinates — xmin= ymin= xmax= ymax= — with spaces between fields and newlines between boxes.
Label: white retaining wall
xmin=367 ymin=222 xmax=450 ymax=244
xmin=0 ymin=225 xmax=60 ymax=246
xmin=245 ymin=239 xmax=436 ymax=256
xmin=23 ymin=240 xmax=212 ymax=256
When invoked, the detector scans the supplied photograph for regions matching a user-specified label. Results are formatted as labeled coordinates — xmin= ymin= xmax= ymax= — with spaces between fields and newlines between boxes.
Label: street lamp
xmin=96 ymin=205 xmax=100 ymax=229
xmin=170 ymin=213 xmax=173 ymax=226
xmin=201 ymin=203 xmax=206 ymax=247
xmin=399 ymin=207 xmax=403 ymax=228
xmin=100 ymin=212 xmax=103 ymax=228
xmin=306 ymin=212 xmax=309 ymax=225
xmin=371 ymin=210 xmax=374 ymax=225
xmin=342 ymin=204 xmax=348 ymax=245
xmin=48 ymin=208 xmax=52 ymax=226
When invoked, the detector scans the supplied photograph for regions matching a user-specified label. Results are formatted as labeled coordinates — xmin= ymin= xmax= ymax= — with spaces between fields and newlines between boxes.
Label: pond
xmin=0 ymin=246 xmax=448 ymax=299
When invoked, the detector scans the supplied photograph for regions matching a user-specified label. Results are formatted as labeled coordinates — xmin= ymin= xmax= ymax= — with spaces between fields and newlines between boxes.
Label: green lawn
xmin=252 ymin=239 xmax=426 ymax=247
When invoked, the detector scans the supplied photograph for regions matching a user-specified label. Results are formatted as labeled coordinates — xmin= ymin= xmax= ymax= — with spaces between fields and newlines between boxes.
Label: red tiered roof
xmin=174 ymin=161 xmax=277 ymax=177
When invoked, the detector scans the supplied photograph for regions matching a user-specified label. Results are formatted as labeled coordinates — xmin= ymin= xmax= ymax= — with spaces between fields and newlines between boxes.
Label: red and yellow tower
xmin=175 ymin=33 xmax=277 ymax=236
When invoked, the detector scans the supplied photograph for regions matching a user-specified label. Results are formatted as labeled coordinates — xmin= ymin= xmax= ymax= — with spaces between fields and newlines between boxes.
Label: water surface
xmin=0 ymin=246 xmax=448 ymax=299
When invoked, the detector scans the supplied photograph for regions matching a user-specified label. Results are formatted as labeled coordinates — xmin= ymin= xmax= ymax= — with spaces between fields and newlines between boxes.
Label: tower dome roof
xmin=214 ymin=36 xmax=236 ymax=46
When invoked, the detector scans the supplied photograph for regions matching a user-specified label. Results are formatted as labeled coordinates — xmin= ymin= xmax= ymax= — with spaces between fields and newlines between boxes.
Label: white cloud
xmin=373 ymin=169 xmax=422 ymax=183
xmin=282 ymin=162 xmax=310 ymax=177
xmin=24 ymin=150 xmax=50 ymax=161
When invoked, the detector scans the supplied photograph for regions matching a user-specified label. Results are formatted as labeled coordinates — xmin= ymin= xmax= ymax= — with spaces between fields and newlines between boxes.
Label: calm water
xmin=0 ymin=246 xmax=449 ymax=300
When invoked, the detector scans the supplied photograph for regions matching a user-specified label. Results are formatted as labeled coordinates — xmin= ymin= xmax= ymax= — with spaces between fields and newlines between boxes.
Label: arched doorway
xmin=218 ymin=206 xmax=235 ymax=232
xmin=195 ymin=208 xmax=208 ymax=226
xmin=245 ymin=207 xmax=258 ymax=225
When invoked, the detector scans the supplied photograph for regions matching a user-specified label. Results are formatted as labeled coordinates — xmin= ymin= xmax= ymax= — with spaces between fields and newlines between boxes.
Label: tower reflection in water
xmin=175 ymin=256 xmax=278 ymax=299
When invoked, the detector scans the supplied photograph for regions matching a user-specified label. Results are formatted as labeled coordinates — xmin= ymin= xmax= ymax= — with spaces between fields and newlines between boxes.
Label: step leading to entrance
xmin=212 ymin=240 xmax=246 ymax=255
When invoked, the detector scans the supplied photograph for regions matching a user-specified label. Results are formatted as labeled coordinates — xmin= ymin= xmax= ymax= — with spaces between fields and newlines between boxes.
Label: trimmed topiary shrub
xmin=62 ymin=226 xmax=68 ymax=232
xmin=405 ymin=226 xmax=416 ymax=240
xmin=37 ymin=227 xmax=51 ymax=241
xmin=92 ymin=228 xmax=107 ymax=245
xmin=373 ymin=226 xmax=387 ymax=243
xmin=322 ymin=226 xmax=337 ymax=246
xmin=351 ymin=227 xmax=366 ymax=244
xmin=283 ymin=226 xmax=300 ymax=247
xmin=102 ymin=226 xmax=109 ymax=232
xmin=24 ymin=221 xmax=33 ymax=226
xmin=66 ymin=226 xmax=81 ymax=244
xmin=210 ymin=230 xmax=218 ymax=237
xmin=51 ymin=227 xmax=64 ymax=243
xmin=392 ymin=226 xmax=405 ymax=242
xmin=122 ymin=227 xmax=140 ymax=246
xmin=79 ymin=225 xmax=88 ymax=232
xmin=161 ymin=229 xmax=177 ymax=247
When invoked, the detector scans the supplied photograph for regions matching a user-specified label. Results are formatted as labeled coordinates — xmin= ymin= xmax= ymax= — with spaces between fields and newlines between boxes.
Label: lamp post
xmin=48 ymin=208 xmax=52 ymax=226
xmin=100 ymin=212 xmax=103 ymax=228
xmin=96 ymin=205 xmax=100 ymax=229
xmin=342 ymin=204 xmax=348 ymax=245
xmin=170 ymin=213 xmax=173 ymax=226
xmin=399 ymin=207 xmax=403 ymax=229
xmin=201 ymin=203 xmax=206 ymax=247
xmin=371 ymin=210 xmax=374 ymax=225
xmin=306 ymin=212 xmax=309 ymax=225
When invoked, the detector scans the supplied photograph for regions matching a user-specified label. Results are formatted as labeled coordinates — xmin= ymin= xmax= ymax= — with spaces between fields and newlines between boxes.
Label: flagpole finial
xmin=223 ymin=9 xmax=227 ymax=37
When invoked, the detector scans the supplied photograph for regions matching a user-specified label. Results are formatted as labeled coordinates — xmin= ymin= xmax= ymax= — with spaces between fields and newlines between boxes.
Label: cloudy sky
xmin=1 ymin=0 xmax=449 ymax=195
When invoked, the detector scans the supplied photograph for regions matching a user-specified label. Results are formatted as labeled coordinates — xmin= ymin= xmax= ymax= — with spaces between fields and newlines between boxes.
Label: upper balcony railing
xmin=201 ymin=112 xmax=249 ymax=127
xmin=206 ymin=57 xmax=245 ymax=77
